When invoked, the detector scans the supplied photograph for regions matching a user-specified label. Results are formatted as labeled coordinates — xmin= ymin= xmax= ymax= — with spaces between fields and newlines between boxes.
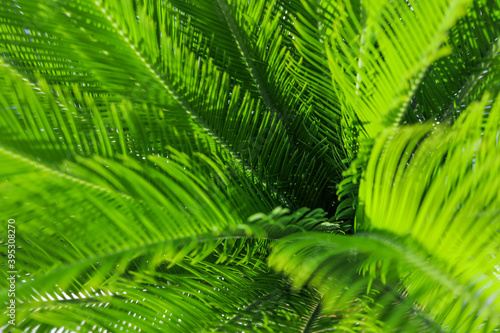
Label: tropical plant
xmin=0 ymin=0 xmax=499 ymax=331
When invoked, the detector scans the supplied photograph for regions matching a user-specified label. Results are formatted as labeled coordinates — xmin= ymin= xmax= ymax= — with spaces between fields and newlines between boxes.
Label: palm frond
xmin=324 ymin=0 xmax=473 ymax=138
xmin=0 ymin=133 xmax=337 ymax=329
xmin=7 ymin=258 xmax=291 ymax=332
xmin=406 ymin=0 xmax=500 ymax=122
xmin=270 ymin=94 xmax=500 ymax=332
xmin=0 ymin=0 xmax=348 ymax=212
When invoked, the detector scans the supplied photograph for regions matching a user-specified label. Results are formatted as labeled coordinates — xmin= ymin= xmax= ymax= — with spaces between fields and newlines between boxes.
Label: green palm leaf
xmin=0 ymin=0 xmax=346 ymax=212
xmin=270 ymin=94 xmax=500 ymax=332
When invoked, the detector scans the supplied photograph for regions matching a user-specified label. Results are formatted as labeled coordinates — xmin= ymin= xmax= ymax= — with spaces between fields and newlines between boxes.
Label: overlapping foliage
xmin=0 ymin=0 xmax=499 ymax=332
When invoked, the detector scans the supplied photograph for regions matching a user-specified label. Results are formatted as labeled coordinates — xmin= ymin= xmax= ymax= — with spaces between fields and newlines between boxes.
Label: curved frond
xmin=324 ymin=0 xmax=473 ymax=137
xmin=270 ymin=94 xmax=500 ymax=332
xmin=406 ymin=0 xmax=500 ymax=122
xmin=0 ymin=134 xmax=335 ymax=329
xmin=0 ymin=0 xmax=348 ymax=212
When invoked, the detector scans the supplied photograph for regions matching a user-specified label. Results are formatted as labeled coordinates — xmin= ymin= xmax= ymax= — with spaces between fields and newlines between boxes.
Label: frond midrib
xmin=301 ymin=296 xmax=322 ymax=333
xmin=444 ymin=38 xmax=500 ymax=119
xmin=214 ymin=0 xmax=286 ymax=123
xmin=0 ymin=147 xmax=134 ymax=202
xmin=5 ymin=230 xmax=278 ymax=304
xmin=63 ymin=0 xmax=293 ymax=208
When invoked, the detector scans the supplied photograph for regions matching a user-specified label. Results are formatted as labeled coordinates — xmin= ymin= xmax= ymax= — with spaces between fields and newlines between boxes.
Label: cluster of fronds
xmin=0 ymin=0 xmax=499 ymax=332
